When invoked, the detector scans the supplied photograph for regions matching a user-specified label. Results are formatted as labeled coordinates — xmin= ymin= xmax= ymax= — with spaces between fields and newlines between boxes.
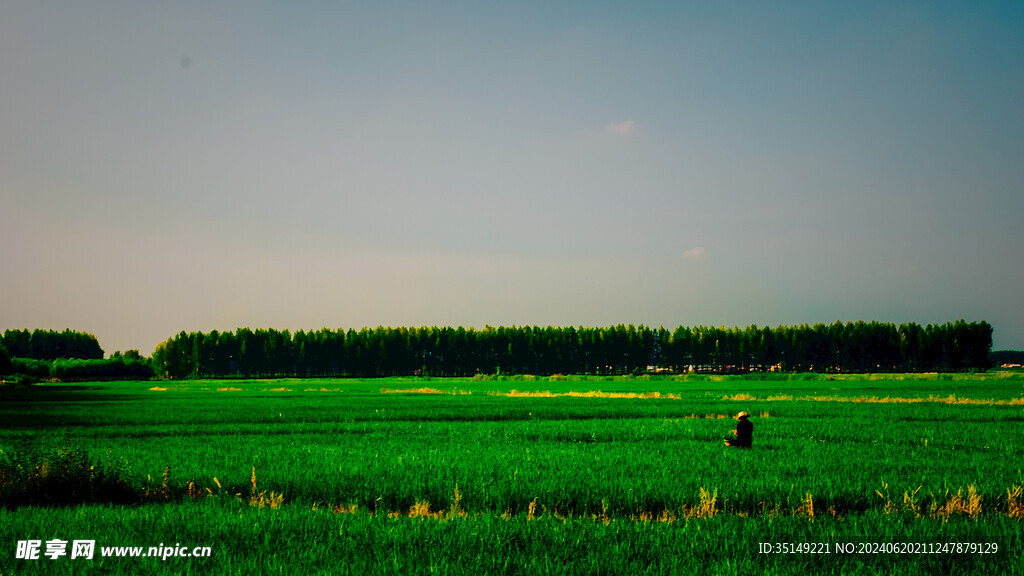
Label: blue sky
xmin=2 ymin=1 xmax=1022 ymax=354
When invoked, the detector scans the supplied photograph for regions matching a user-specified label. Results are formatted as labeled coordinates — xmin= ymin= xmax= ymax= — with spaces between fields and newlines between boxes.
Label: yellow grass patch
xmin=216 ymin=387 xmax=242 ymax=392
xmin=723 ymin=393 xmax=758 ymax=402
xmin=872 ymin=482 xmax=1024 ymax=519
xmin=330 ymin=503 xmax=360 ymax=515
xmin=248 ymin=466 xmax=283 ymax=509
xmin=722 ymin=394 xmax=1024 ymax=406
xmin=267 ymin=388 xmax=292 ymax=392
xmin=376 ymin=486 xmax=468 ymax=520
xmin=381 ymin=387 xmax=461 ymax=395
xmin=407 ymin=501 xmax=439 ymax=519
xmin=794 ymin=492 xmax=815 ymax=520
xmin=682 ymin=488 xmax=719 ymax=519
xmin=489 ymin=390 xmax=681 ymax=400
xmin=314 ymin=483 xmax=1024 ymax=522
xmin=1006 ymin=486 xmax=1024 ymax=519
xmin=930 ymin=486 xmax=983 ymax=519
xmin=148 ymin=387 xmax=168 ymax=391
xmin=631 ymin=509 xmax=678 ymax=523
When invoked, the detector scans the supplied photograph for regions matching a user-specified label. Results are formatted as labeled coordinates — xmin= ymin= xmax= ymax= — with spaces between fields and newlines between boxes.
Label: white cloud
xmin=605 ymin=119 xmax=637 ymax=137
xmin=683 ymin=246 xmax=706 ymax=260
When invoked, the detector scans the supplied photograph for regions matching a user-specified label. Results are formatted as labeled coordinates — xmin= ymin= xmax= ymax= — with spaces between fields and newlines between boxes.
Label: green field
xmin=2 ymin=373 xmax=1023 ymax=575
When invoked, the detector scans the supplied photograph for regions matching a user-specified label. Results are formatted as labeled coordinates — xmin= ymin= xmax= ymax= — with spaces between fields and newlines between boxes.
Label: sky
xmin=2 ymin=0 xmax=1022 ymax=355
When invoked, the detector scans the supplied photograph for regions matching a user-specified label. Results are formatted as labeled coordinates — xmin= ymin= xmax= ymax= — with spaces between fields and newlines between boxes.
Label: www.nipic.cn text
xmin=15 ymin=540 xmax=212 ymax=561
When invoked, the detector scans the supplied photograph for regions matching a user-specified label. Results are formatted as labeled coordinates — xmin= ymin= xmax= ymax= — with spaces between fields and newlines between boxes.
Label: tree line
xmin=2 ymin=356 xmax=156 ymax=382
xmin=1 ymin=329 xmax=104 ymax=360
xmin=990 ymin=350 xmax=1024 ymax=366
xmin=0 ymin=330 xmax=153 ymax=382
xmin=150 ymin=321 xmax=993 ymax=379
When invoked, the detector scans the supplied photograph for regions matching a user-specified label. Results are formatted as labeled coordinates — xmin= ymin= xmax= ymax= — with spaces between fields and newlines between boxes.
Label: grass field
xmin=2 ymin=373 xmax=1023 ymax=575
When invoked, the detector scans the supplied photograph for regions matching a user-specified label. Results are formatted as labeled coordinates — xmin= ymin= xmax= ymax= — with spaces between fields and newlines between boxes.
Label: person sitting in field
xmin=724 ymin=412 xmax=753 ymax=448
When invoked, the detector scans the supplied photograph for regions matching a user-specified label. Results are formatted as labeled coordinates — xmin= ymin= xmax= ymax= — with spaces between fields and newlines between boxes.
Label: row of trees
xmin=991 ymin=350 xmax=1024 ymax=366
xmin=150 ymin=321 xmax=993 ymax=379
xmin=4 ymin=357 xmax=156 ymax=382
xmin=0 ymin=330 xmax=155 ymax=382
xmin=1 ymin=329 xmax=104 ymax=360
xmin=0 ymin=344 xmax=11 ymax=377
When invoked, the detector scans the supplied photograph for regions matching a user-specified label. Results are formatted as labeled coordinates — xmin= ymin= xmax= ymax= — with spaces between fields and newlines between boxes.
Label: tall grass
xmin=3 ymin=375 xmax=1023 ymax=515
xmin=0 ymin=438 xmax=138 ymax=506
xmin=1 ymin=374 xmax=1023 ymax=574
xmin=1 ymin=504 xmax=1020 ymax=575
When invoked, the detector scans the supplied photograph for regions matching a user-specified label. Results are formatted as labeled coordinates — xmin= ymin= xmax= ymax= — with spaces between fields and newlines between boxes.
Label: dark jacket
xmin=735 ymin=417 xmax=753 ymax=448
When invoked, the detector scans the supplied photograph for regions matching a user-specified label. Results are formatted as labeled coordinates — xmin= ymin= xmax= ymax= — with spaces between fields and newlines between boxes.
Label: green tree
xmin=2 ymin=329 xmax=31 ymax=357
xmin=0 ymin=344 xmax=12 ymax=376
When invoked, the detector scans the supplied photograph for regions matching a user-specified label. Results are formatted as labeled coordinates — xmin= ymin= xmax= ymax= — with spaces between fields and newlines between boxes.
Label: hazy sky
xmin=2 ymin=1 xmax=1022 ymax=355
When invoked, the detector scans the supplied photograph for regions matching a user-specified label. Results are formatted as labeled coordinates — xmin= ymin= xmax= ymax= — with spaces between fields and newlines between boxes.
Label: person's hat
xmin=735 ymin=411 xmax=749 ymax=420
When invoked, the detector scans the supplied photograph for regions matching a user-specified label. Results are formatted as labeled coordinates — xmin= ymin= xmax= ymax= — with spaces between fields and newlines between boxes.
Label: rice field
xmin=1 ymin=373 xmax=1023 ymax=575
